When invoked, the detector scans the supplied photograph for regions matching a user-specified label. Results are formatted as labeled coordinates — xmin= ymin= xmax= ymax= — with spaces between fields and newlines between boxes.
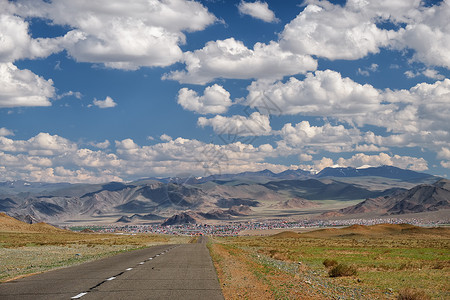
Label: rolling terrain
xmin=326 ymin=178 xmax=450 ymax=217
xmin=0 ymin=166 xmax=445 ymax=225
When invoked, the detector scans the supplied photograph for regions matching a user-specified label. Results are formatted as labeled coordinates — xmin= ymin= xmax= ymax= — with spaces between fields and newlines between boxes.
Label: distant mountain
xmin=317 ymin=165 xmax=433 ymax=181
xmin=116 ymin=213 xmax=164 ymax=223
xmin=334 ymin=179 xmax=450 ymax=216
xmin=262 ymin=179 xmax=399 ymax=200
xmin=161 ymin=205 xmax=253 ymax=225
xmin=0 ymin=166 xmax=440 ymax=224
xmin=161 ymin=211 xmax=201 ymax=225
xmin=270 ymin=198 xmax=320 ymax=209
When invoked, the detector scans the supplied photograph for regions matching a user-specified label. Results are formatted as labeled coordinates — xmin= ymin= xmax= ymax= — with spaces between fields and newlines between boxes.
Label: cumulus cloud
xmin=14 ymin=0 xmax=216 ymax=70
xmin=198 ymin=112 xmax=272 ymax=136
xmin=279 ymin=2 xmax=398 ymax=60
xmin=238 ymin=1 xmax=279 ymax=23
xmin=164 ymin=38 xmax=317 ymax=84
xmin=300 ymin=153 xmax=429 ymax=173
xmin=0 ymin=127 xmax=14 ymax=136
xmin=0 ymin=132 xmax=77 ymax=156
xmin=0 ymin=63 xmax=55 ymax=108
xmin=336 ymin=153 xmax=428 ymax=172
xmin=160 ymin=134 xmax=172 ymax=142
xmin=92 ymin=96 xmax=117 ymax=109
xmin=245 ymin=72 xmax=450 ymax=156
xmin=177 ymin=84 xmax=232 ymax=114
xmin=279 ymin=121 xmax=362 ymax=152
xmin=277 ymin=0 xmax=450 ymax=69
xmin=0 ymin=12 xmax=81 ymax=63
xmin=404 ymin=68 xmax=445 ymax=80
xmin=397 ymin=0 xmax=450 ymax=69
xmin=438 ymin=147 xmax=450 ymax=160
xmin=246 ymin=70 xmax=383 ymax=117
xmin=91 ymin=140 xmax=110 ymax=149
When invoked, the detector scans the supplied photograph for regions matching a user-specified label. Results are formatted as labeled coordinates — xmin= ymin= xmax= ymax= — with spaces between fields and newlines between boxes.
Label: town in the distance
xmin=2 ymin=165 xmax=448 ymax=235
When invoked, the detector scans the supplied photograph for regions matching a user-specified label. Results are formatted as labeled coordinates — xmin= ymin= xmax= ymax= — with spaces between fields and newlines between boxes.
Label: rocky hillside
xmin=335 ymin=179 xmax=450 ymax=216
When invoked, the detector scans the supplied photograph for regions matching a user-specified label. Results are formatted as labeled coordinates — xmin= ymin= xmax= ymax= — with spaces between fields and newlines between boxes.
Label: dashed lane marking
xmin=71 ymin=292 xmax=87 ymax=299
xmin=106 ymin=277 xmax=116 ymax=281
xmin=126 ymin=268 xmax=133 ymax=271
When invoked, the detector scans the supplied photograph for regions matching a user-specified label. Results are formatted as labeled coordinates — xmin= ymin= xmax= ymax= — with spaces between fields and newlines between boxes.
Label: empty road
xmin=0 ymin=236 xmax=223 ymax=300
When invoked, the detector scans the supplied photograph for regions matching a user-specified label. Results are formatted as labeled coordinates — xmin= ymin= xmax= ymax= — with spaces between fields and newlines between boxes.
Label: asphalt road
xmin=0 ymin=236 xmax=224 ymax=300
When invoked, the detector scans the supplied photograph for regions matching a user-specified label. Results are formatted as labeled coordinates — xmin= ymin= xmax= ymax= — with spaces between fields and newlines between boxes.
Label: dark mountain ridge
xmin=335 ymin=179 xmax=450 ymax=216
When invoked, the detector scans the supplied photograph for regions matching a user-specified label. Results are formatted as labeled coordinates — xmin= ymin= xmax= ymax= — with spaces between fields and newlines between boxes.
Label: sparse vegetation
xmin=328 ymin=263 xmax=357 ymax=277
xmin=322 ymin=258 xmax=338 ymax=268
xmin=397 ymin=288 xmax=430 ymax=300
xmin=0 ymin=231 xmax=189 ymax=282
xmin=209 ymin=224 xmax=450 ymax=299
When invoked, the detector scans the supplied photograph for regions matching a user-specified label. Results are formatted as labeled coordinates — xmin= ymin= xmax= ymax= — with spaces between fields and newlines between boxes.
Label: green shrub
xmin=397 ymin=288 xmax=430 ymax=300
xmin=323 ymin=259 xmax=338 ymax=268
xmin=328 ymin=263 xmax=357 ymax=277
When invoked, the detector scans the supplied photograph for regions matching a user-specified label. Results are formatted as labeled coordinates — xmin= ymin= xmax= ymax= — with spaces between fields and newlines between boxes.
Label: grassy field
xmin=0 ymin=231 xmax=189 ymax=282
xmin=208 ymin=224 xmax=450 ymax=300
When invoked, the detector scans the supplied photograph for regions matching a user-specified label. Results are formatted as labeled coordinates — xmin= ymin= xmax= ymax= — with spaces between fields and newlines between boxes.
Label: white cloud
xmin=279 ymin=121 xmax=362 ymax=152
xmin=91 ymin=140 xmax=110 ymax=149
xmin=92 ymin=96 xmax=117 ymax=108
xmin=0 ymin=127 xmax=14 ymax=136
xmin=198 ymin=112 xmax=271 ymax=136
xmin=441 ymin=161 xmax=450 ymax=169
xmin=246 ymin=70 xmax=382 ymax=117
xmin=277 ymin=0 xmax=450 ymax=69
xmin=397 ymin=0 xmax=450 ymax=69
xmin=404 ymin=68 xmax=445 ymax=80
xmin=238 ymin=1 xmax=279 ymax=23
xmin=438 ymin=147 xmax=450 ymax=160
xmin=0 ymin=131 xmax=436 ymax=183
xmin=245 ymin=72 xmax=450 ymax=157
xmin=0 ymin=132 xmax=77 ymax=156
xmin=0 ymin=12 xmax=81 ymax=63
xmin=14 ymin=0 xmax=216 ymax=70
xmin=279 ymin=2 xmax=399 ymax=60
xmin=177 ymin=84 xmax=232 ymax=114
xmin=0 ymin=63 xmax=55 ymax=108
xmin=299 ymin=153 xmax=313 ymax=161
xmin=164 ymin=38 xmax=317 ymax=84
xmin=336 ymin=153 xmax=428 ymax=172
xmin=246 ymin=72 xmax=450 ymax=142
xmin=160 ymin=134 xmax=172 ymax=142
xmin=56 ymin=91 xmax=82 ymax=100
xmin=299 ymin=153 xmax=429 ymax=173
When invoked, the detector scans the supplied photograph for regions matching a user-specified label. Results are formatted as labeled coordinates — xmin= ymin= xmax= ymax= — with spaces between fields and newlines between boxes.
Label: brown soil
xmin=209 ymin=242 xmax=324 ymax=300
xmin=210 ymin=243 xmax=274 ymax=299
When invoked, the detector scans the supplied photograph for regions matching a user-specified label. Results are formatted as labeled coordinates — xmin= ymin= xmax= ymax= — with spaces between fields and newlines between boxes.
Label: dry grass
xmin=0 ymin=229 xmax=189 ymax=282
xmin=397 ymin=288 xmax=430 ymax=300
xmin=209 ymin=224 xmax=450 ymax=299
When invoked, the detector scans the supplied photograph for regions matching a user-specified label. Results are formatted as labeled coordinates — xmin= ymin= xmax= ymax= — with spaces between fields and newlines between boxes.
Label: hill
xmin=0 ymin=213 xmax=63 ymax=233
xmin=302 ymin=223 xmax=450 ymax=238
xmin=331 ymin=179 xmax=450 ymax=216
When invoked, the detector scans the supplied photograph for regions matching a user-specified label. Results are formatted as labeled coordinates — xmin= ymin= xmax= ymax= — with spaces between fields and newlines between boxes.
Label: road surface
xmin=0 ymin=236 xmax=223 ymax=300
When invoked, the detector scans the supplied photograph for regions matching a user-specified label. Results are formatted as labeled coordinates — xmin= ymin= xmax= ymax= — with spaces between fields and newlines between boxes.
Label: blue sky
xmin=1 ymin=0 xmax=449 ymax=183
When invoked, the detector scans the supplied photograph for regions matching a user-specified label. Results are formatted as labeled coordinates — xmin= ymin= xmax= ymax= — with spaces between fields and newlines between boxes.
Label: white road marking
xmin=126 ymin=268 xmax=133 ymax=271
xmin=139 ymin=262 xmax=145 ymax=264
xmin=149 ymin=258 xmax=153 ymax=260
xmin=106 ymin=277 xmax=116 ymax=281
xmin=71 ymin=292 xmax=87 ymax=299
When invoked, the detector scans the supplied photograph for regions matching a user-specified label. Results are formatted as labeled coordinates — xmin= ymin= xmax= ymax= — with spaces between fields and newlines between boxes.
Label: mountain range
xmin=0 ymin=166 xmax=446 ymax=225
xmin=330 ymin=178 xmax=450 ymax=216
